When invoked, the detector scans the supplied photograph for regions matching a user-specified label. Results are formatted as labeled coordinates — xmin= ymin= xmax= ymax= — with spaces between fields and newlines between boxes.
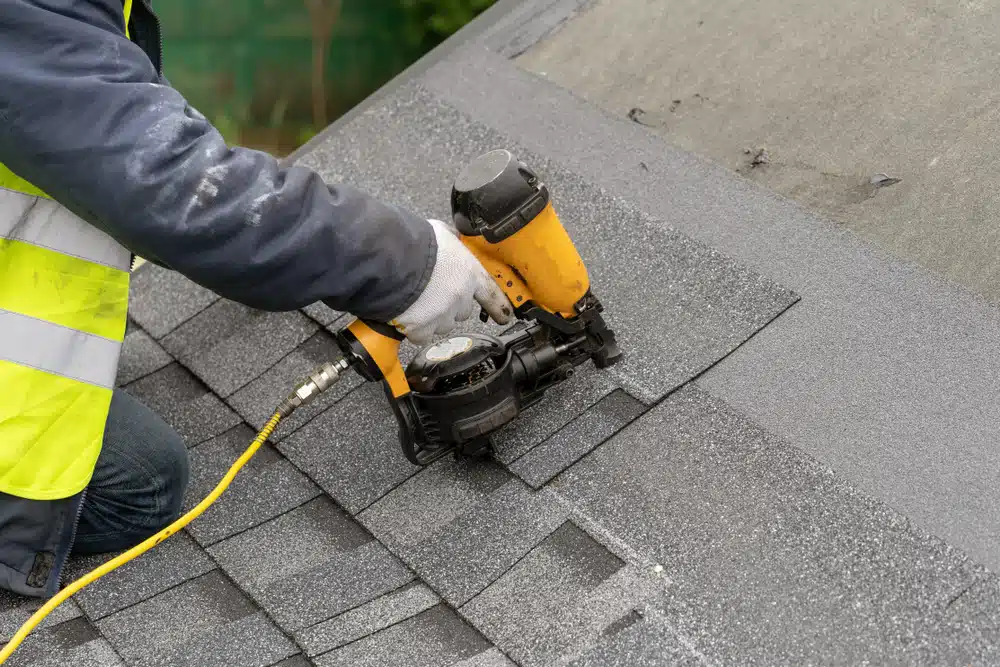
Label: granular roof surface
xmin=7 ymin=1 xmax=1000 ymax=664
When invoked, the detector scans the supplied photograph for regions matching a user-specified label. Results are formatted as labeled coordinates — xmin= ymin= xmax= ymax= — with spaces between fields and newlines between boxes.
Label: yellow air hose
xmin=0 ymin=358 xmax=350 ymax=664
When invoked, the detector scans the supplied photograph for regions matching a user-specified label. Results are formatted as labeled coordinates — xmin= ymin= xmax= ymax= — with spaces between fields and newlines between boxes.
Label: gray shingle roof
xmin=181 ymin=427 xmax=322 ymax=547
xmin=7 ymin=0 xmax=1000 ymax=664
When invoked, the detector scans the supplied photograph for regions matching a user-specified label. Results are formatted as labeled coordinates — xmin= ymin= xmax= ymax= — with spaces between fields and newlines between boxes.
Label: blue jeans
xmin=71 ymin=390 xmax=190 ymax=555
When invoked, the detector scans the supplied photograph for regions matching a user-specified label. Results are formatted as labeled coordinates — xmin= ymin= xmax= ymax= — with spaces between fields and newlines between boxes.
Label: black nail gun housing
xmin=391 ymin=308 xmax=620 ymax=465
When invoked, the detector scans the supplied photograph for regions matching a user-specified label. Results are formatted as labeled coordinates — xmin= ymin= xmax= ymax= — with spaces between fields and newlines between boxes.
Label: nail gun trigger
xmin=479 ymin=307 xmax=489 ymax=324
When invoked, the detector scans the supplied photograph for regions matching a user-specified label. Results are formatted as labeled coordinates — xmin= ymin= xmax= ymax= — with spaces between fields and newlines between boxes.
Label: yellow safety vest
xmin=0 ymin=1 xmax=135 ymax=501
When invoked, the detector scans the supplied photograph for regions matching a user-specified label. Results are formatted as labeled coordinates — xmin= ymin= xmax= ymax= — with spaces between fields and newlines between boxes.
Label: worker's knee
xmin=131 ymin=420 xmax=189 ymax=527
xmin=102 ymin=389 xmax=190 ymax=525
xmin=72 ymin=390 xmax=189 ymax=555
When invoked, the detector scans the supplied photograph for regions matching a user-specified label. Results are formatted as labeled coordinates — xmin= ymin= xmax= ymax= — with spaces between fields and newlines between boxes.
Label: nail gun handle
xmin=451 ymin=149 xmax=590 ymax=318
xmin=460 ymin=202 xmax=588 ymax=318
xmin=461 ymin=238 xmax=534 ymax=312
xmin=337 ymin=319 xmax=411 ymax=398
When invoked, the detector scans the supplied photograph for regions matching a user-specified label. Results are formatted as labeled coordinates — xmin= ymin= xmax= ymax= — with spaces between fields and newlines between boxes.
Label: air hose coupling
xmin=277 ymin=357 xmax=351 ymax=418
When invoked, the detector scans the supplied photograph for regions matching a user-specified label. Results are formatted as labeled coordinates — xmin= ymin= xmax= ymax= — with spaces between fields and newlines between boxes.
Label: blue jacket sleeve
xmin=0 ymin=0 xmax=435 ymax=321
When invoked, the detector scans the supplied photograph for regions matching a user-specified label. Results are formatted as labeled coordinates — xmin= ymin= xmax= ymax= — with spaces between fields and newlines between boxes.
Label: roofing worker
xmin=0 ymin=0 xmax=513 ymax=599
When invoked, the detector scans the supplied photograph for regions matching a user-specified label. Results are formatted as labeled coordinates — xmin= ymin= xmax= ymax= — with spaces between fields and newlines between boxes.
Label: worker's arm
xmin=0 ymin=0 xmax=435 ymax=322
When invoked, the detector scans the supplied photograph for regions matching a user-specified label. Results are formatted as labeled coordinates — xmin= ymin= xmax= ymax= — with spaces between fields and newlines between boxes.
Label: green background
xmin=158 ymin=0 xmax=495 ymax=154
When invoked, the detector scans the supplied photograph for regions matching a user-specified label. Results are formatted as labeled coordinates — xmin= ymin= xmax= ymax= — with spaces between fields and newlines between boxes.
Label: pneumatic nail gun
xmin=331 ymin=149 xmax=622 ymax=465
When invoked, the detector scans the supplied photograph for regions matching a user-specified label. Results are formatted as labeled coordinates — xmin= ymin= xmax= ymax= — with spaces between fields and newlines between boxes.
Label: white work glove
xmin=390 ymin=219 xmax=514 ymax=346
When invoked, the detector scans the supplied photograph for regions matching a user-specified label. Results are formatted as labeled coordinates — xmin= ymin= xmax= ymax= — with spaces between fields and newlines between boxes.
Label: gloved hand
xmin=390 ymin=219 xmax=514 ymax=346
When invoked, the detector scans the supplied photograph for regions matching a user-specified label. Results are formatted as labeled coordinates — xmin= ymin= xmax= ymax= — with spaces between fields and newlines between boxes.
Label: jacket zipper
xmin=145 ymin=0 xmax=164 ymax=74
xmin=55 ymin=488 xmax=87 ymax=591
xmin=129 ymin=0 xmax=163 ymax=75
xmin=151 ymin=6 xmax=163 ymax=74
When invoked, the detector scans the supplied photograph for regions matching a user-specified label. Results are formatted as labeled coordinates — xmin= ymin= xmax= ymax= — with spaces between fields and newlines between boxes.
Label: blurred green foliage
xmin=399 ymin=0 xmax=497 ymax=49
xmin=163 ymin=0 xmax=495 ymax=155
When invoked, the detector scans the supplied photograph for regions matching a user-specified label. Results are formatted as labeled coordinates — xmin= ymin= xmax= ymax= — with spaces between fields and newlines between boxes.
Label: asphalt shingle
xmin=225 ymin=331 xmax=364 ymax=441
xmin=552 ymin=382 xmax=993 ymax=665
xmin=270 ymin=656 xmax=315 ymax=667
xmin=0 ymin=593 xmax=82 ymax=644
xmin=357 ymin=457 xmax=509 ymax=547
xmin=925 ymin=574 xmax=1000 ymax=664
xmin=97 ymin=570 xmax=297 ymax=667
xmin=312 ymin=604 xmax=495 ymax=667
xmin=124 ymin=363 xmax=242 ymax=446
xmin=393 ymin=478 xmax=569 ymax=606
xmin=5 ymin=617 xmax=124 ymax=667
xmin=566 ymin=609 xmax=705 ymax=667
xmin=277 ymin=382 xmax=421 ymax=514
xmin=160 ymin=299 xmax=319 ymax=397
xmin=295 ymin=581 xmax=440 ymax=657
xmin=358 ymin=458 xmax=569 ymax=606
xmin=127 ymin=263 xmax=219 ymax=339
xmin=461 ymin=521 xmax=663 ymax=666
xmin=181 ymin=425 xmax=321 ymax=546
xmin=64 ymin=531 xmax=215 ymax=620
xmin=295 ymin=86 xmax=800 ymax=404
xmin=508 ymin=388 xmax=646 ymax=488
xmin=207 ymin=497 xmax=414 ymax=632
xmin=453 ymin=649 xmax=518 ymax=667
xmin=491 ymin=364 xmax=622 ymax=464
xmin=302 ymin=302 xmax=346 ymax=328
xmin=116 ymin=328 xmax=173 ymax=386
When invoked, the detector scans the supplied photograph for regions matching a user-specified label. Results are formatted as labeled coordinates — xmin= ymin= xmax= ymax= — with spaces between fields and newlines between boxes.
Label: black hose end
xmin=276 ymin=399 xmax=296 ymax=420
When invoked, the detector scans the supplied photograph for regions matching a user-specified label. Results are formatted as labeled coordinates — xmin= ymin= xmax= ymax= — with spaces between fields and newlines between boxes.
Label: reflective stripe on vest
xmin=0 ymin=163 xmax=131 ymax=500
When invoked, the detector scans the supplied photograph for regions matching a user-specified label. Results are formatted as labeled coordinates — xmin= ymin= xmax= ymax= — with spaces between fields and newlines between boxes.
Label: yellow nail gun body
xmin=336 ymin=149 xmax=621 ymax=464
